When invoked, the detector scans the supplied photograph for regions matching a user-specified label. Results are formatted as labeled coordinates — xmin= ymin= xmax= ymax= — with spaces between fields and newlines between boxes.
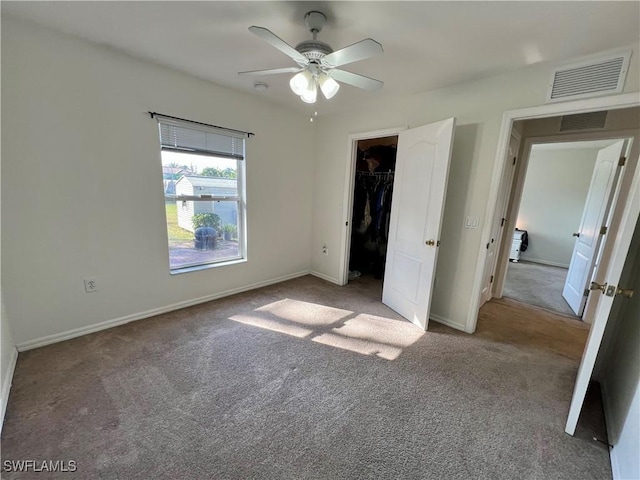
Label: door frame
xmin=492 ymin=133 xmax=635 ymax=315
xmin=479 ymin=130 xmax=521 ymax=307
xmin=339 ymin=126 xmax=407 ymax=286
xmin=467 ymin=92 xmax=640 ymax=333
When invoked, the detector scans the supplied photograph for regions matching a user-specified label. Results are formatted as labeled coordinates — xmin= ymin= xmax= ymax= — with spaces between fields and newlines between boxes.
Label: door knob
xmin=590 ymin=281 xmax=607 ymax=293
xmin=572 ymin=232 xmax=580 ymax=237
xmin=610 ymin=286 xmax=634 ymax=298
xmin=425 ymin=239 xmax=435 ymax=246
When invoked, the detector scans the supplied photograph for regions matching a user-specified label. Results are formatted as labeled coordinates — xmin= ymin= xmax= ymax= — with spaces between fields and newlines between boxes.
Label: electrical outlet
xmin=322 ymin=244 xmax=328 ymax=256
xmin=84 ymin=277 xmax=99 ymax=293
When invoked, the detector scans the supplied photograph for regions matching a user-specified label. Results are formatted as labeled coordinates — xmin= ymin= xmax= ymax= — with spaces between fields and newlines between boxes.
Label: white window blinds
xmin=156 ymin=115 xmax=247 ymax=160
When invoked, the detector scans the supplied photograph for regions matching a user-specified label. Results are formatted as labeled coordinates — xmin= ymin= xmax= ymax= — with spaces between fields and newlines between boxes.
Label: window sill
xmin=169 ymin=257 xmax=247 ymax=275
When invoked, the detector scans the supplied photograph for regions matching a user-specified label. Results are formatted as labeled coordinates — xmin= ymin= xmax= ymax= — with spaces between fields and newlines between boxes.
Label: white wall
xmin=598 ymin=219 xmax=640 ymax=480
xmin=1 ymin=114 xmax=18 ymax=425
xmin=1 ymin=294 xmax=17 ymax=427
xmin=517 ymin=146 xmax=599 ymax=267
xmin=310 ymin=46 xmax=640 ymax=331
xmin=1 ymin=17 xmax=314 ymax=347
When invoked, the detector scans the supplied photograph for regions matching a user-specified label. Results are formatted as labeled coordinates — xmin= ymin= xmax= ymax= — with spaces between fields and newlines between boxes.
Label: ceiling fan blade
xmin=321 ymin=39 xmax=383 ymax=68
xmin=330 ymin=69 xmax=384 ymax=91
xmin=248 ymin=26 xmax=309 ymax=66
xmin=239 ymin=67 xmax=303 ymax=76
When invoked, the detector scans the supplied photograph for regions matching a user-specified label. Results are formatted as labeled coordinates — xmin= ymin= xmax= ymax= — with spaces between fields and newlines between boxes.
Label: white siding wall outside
xmin=175 ymin=178 xmax=196 ymax=232
xmin=175 ymin=176 xmax=238 ymax=232
xmin=178 ymin=200 xmax=196 ymax=232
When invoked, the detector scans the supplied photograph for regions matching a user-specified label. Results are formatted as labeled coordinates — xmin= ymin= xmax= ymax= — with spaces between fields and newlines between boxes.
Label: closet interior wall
xmin=349 ymin=136 xmax=398 ymax=281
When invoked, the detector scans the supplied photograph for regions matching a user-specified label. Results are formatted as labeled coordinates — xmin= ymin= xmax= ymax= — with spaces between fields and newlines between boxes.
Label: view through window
xmin=156 ymin=116 xmax=247 ymax=272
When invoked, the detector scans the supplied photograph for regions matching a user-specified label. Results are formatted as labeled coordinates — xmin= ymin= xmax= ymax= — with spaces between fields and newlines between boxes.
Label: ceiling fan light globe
xmin=290 ymin=71 xmax=312 ymax=95
xmin=300 ymin=83 xmax=318 ymax=103
xmin=318 ymin=74 xmax=340 ymax=99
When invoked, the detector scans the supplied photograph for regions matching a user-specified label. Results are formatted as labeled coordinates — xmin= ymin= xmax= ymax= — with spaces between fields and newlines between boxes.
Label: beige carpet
xmin=1 ymin=275 xmax=608 ymax=479
xmin=504 ymin=261 xmax=576 ymax=317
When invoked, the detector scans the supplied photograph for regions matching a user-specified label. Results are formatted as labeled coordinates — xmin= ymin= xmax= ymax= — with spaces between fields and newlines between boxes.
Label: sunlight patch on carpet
xmin=228 ymin=313 xmax=314 ymax=338
xmin=228 ymin=300 xmax=422 ymax=360
xmin=254 ymin=299 xmax=353 ymax=326
xmin=313 ymin=314 xmax=424 ymax=360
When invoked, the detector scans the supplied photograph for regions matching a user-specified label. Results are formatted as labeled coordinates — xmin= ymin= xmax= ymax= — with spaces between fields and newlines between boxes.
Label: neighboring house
xmin=163 ymin=167 xmax=189 ymax=195
xmin=174 ymin=176 xmax=238 ymax=232
xmin=162 ymin=166 xmax=186 ymax=179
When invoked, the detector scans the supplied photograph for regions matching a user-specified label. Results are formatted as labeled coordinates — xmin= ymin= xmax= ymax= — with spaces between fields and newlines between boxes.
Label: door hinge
xmin=490 ymin=275 xmax=494 ymax=284
xmin=512 ymin=157 xmax=517 ymax=166
xmin=584 ymin=288 xmax=590 ymax=297
xmin=619 ymin=157 xmax=626 ymax=166
xmin=600 ymin=226 xmax=608 ymax=235
xmin=501 ymin=217 xmax=506 ymax=227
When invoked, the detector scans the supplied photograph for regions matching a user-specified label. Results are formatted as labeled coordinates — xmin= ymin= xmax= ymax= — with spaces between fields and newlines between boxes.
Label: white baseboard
xmin=519 ymin=257 xmax=569 ymax=269
xmin=16 ymin=270 xmax=311 ymax=352
xmin=310 ymin=270 xmax=343 ymax=286
xmin=1 ymin=346 xmax=19 ymax=432
xmin=430 ymin=313 xmax=467 ymax=333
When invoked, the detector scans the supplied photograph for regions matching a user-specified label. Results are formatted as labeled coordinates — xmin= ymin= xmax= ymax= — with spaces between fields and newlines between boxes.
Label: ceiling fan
xmin=239 ymin=11 xmax=384 ymax=104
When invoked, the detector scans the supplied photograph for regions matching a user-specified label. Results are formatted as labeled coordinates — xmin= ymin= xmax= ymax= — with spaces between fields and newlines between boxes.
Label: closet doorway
xmin=347 ymin=135 xmax=398 ymax=283
xmin=339 ymin=126 xmax=406 ymax=287
xmin=339 ymin=119 xmax=456 ymax=329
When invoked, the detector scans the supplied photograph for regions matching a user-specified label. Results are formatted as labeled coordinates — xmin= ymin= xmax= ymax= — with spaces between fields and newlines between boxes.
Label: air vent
xmin=547 ymin=52 xmax=630 ymax=103
xmin=560 ymin=111 xmax=608 ymax=131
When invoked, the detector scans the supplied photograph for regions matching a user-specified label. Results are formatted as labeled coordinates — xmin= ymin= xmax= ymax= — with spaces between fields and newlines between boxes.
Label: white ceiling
xmin=3 ymin=1 xmax=639 ymax=115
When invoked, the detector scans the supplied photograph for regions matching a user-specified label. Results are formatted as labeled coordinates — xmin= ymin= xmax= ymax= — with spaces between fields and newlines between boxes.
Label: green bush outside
xmin=192 ymin=213 xmax=221 ymax=231
xmin=222 ymin=224 xmax=237 ymax=236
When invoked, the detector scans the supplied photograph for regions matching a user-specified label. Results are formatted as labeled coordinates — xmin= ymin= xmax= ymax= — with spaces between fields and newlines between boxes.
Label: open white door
xmin=480 ymin=133 xmax=519 ymax=306
xmin=562 ymin=140 xmax=626 ymax=316
xmin=382 ymin=118 xmax=456 ymax=329
xmin=566 ymin=164 xmax=640 ymax=435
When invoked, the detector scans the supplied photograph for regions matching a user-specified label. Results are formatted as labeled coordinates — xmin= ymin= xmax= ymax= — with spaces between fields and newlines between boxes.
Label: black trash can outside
xmin=194 ymin=227 xmax=217 ymax=250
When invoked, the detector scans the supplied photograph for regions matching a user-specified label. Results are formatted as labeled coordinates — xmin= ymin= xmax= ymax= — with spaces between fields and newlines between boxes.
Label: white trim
xmin=309 ymin=270 xmax=342 ymax=285
xmin=468 ymin=92 xmax=640 ymax=334
xmin=16 ymin=270 xmax=310 ymax=352
xmin=600 ymin=381 xmax=621 ymax=480
xmin=339 ymin=126 xmax=408 ymax=286
xmin=1 ymin=346 xmax=18 ymax=432
xmin=430 ymin=313 xmax=466 ymax=333
xmin=519 ymin=258 xmax=570 ymax=269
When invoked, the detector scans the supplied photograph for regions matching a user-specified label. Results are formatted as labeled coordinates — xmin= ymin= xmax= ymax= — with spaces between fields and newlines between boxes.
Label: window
xmin=155 ymin=115 xmax=248 ymax=272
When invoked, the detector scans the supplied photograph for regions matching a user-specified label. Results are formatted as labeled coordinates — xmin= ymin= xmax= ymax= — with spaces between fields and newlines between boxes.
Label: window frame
xmin=154 ymin=115 xmax=249 ymax=274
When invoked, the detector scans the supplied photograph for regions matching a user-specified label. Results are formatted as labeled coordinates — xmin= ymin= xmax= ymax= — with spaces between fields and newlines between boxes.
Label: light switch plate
xmin=465 ymin=216 xmax=479 ymax=229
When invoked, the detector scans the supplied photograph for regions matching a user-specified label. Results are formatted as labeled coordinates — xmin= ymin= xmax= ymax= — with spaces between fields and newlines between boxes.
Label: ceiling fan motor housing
xmin=295 ymin=40 xmax=333 ymax=62
xmin=298 ymin=12 xmax=332 ymax=63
